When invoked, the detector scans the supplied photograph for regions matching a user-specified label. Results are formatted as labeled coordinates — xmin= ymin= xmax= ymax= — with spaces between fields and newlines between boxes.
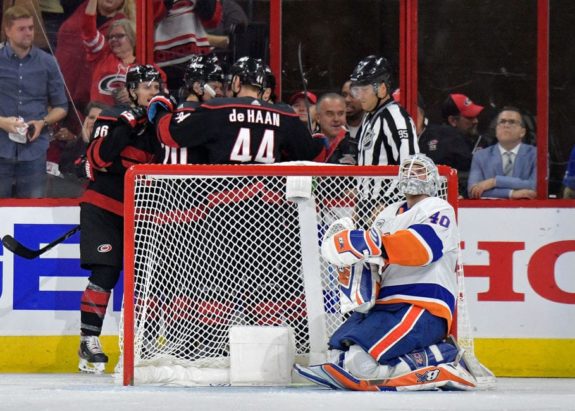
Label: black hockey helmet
xmin=349 ymin=55 xmax=392 ymax=88
xmin=183 ymin=54 xmax=224 ymax=88
xmin=126 ymin=64 xmax=163 ymax=90
xmin=264 ymin=65 xmax=276 ymax=91
xmin=230 ymin=56 xmax=266 ymax=90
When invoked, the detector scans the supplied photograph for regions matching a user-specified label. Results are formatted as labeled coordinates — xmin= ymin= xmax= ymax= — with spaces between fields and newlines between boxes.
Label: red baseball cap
xmin=288 ymin=91 xmax=317 ymax=105
xmin=442 ymin=93 xmax=483 ymax=119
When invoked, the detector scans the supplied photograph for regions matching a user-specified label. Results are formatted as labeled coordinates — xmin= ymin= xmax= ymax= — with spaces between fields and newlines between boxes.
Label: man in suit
xmin=468 ymin=106 xmax=536 ymax=199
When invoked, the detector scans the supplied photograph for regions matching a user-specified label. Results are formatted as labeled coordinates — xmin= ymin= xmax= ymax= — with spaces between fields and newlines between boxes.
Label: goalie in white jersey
xmin=295 ymin=154 xmax=478 ymax=391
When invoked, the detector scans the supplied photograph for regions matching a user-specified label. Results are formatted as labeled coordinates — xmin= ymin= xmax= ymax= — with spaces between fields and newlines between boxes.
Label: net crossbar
xmin=120 ymin=164 xmax=459 ymax=386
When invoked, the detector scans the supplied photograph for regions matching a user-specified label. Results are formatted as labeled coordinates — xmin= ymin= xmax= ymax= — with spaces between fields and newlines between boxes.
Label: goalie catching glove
xmin=321 ymin=228 xmax=387 ymax=267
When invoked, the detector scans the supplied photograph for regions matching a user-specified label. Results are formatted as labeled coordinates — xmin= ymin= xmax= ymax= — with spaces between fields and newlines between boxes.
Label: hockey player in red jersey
xmin=295 ymin=154 xmax=483 ymax=391
xmin=149 ymin=56 xmax=324 ymax=164
xmin=77 ymin=64 xmax=163 ymax=373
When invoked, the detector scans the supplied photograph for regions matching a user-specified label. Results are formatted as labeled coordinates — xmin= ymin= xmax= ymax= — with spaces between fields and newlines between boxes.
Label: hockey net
xmin=120 ymin=163 xmax=465 ymax=386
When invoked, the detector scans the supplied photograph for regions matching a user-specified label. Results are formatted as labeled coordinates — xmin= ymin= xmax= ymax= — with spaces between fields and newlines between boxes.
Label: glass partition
xmin=1 ymin=0 xmax=574 ymax=198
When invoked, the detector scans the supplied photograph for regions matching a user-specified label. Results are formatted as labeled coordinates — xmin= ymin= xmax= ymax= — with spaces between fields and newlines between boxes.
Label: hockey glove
xmin=119 ymin=106 xmax=147 ymax=131
xmin=74 ymin=155 xmax=95 ymax=181
xmin=321 ymin=228 xmax=385 ymax=267
xmin=147 ymin=93 xmax=177 ymax=124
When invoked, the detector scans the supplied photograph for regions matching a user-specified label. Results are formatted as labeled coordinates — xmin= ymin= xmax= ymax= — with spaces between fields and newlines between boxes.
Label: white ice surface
xmin=1 ymin=374 xmax=574 ymax=411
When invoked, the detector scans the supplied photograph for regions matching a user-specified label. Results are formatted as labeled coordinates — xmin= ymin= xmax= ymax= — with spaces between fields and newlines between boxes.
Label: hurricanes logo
xmin=97 ymin=244 xmax=113 ymax=253
xmin=99 ymin=74 xmax=127 ymax=96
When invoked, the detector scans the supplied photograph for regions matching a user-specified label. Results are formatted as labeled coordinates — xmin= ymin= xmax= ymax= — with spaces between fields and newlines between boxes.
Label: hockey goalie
xmin=296 ymin=154 xmax=490 ymax=391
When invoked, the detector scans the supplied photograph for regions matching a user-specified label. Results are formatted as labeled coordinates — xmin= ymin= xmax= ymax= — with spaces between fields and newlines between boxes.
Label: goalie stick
xmin=2 ymin=225 xmax=81 ymax=259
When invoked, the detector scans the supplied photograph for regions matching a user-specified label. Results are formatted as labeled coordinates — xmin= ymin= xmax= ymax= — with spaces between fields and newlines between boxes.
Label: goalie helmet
xmin=126 ymin=64 xmax=163 ymax=90
xmin=230 ymin=56 xmax=266 ymax=90
xmin=183 ymin=54 xmax=224 ymax=88
xmin=350 ymin=55 xmax=392 ymax=88
xmin=397 ymin=154 xmax=441 ymax=197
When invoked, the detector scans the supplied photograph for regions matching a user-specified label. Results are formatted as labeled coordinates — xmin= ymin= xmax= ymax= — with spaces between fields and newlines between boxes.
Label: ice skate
xmin=78 ymin=335 xmax=108 ymax=374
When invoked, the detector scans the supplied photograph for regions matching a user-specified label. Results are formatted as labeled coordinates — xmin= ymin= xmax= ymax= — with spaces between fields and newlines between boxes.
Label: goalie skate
xmin=78 ymin=336 xmax=108 ymax=374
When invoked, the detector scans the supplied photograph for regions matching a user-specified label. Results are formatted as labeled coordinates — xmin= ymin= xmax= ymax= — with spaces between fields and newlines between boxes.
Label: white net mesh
xmin=120 ymin=164 xmax=456 ymax=385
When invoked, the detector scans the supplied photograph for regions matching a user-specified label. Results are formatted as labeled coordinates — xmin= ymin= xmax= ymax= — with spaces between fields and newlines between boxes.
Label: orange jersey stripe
xmin=382 ymin=229 xmax=430 ymax=266
xmin=376 ymin=298 xmax=453 ymax=331
xmin=368 ymin=305 xmax=424 ymax=361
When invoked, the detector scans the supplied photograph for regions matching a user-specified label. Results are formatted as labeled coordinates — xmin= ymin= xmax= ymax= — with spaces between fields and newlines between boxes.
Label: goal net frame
xmin=121 ymin=164 xmax=461 ymax=386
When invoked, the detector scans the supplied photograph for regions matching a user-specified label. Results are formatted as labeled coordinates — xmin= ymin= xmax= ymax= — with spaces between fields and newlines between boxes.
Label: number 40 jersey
xmin=155 ymin=97 xmax=324 ymax=164
xmin=372 ymin=196 xmax=459 ymax=332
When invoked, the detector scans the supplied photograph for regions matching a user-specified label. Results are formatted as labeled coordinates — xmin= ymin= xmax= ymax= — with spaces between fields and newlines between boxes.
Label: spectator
xmin=55 ymin=0 xmax=131 ymax=111
xmin=562 ymin=146 xmax=575 ymax=199
xmin=206 ymin=0 xmax=248 ymax=53
xmin=207 ymin=0 xmax=247 ymax=37
xmin=340 ymin=80 xmax=364 ymax=139
xmin=2 ymin=0 xmax=49 ymax=50
xmin=395 ymin=89 xmax=472 ymax=198
xmin=468 ymin=106 xmax=536 ymax=199
xmin=313 ymin=93 xmax=357 ymax=165
xmin=288 ymin=90 xmax=317 ymax=132
xmin=39 ymin=0 xmax=65 ymax=49
xmin=442 ymin=93 xmax=492 ymax=153
xmin=153 ymin=0 xmax=222 ymax=91
xmin=0 ymin=5 xmax=68 ymax=198
xmin=82 ymin=0 xmax=136 ymax=106
xmin=46 ymin=101 xmax=108 ymax=197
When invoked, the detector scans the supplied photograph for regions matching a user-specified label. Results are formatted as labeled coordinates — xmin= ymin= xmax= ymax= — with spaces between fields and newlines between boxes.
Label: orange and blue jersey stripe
xmin=382 ymin=224 xmax=443 ymax=266
xmin=376 ymin=283 xmax=456 ymax=330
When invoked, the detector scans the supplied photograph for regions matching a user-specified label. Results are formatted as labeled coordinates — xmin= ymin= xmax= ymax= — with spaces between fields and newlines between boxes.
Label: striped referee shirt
xmin=357 ymin=99 xmax=419 ymax=166
xmin=357 ymin=99 xmax=419 ymax=200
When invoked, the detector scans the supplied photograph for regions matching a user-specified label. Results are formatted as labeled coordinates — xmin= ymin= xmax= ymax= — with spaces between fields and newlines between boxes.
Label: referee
xmin=349 ymin=55 xmax=419 ymax=225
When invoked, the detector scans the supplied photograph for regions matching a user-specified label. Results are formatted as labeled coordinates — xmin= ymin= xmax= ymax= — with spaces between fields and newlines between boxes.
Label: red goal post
xmin=121 ymin=164 xmax=460 ymax=386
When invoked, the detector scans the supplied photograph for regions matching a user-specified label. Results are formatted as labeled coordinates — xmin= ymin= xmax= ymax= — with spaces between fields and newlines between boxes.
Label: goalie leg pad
xmin=321 ymin=228 xmax=382 ymax=267
xmin=295 ymin=361 xmax=476 ymax=391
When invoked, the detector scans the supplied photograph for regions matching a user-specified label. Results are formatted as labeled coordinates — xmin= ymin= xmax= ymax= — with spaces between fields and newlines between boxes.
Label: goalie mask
xmin=398 ymin=154 xmax=441 ymax=197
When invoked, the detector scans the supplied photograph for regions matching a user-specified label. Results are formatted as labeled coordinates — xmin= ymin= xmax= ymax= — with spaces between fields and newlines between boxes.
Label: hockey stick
xmin=2 ymin=224 xmax=81 ymax=259
xmin=297 ymin=42 xmax=314 ymax=133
